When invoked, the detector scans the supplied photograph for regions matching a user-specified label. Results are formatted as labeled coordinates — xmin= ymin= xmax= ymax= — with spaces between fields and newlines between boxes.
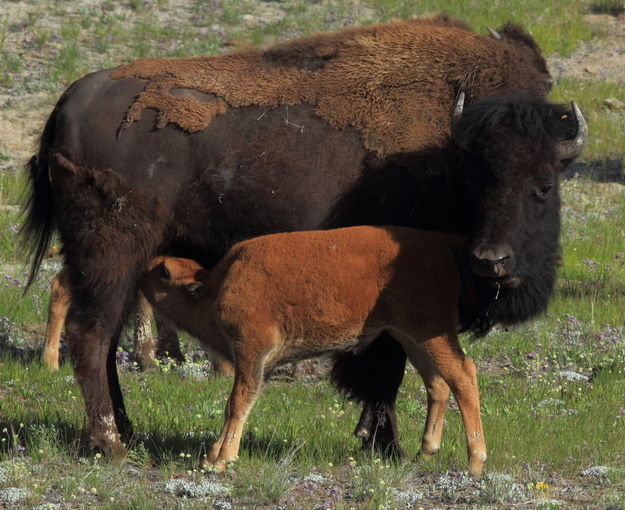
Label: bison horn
xmin=453 ymin=92 xmax=465 ymax=119
xmin=557 ymin=101 xmax=588 ymax=161
xmin=487 ymin=27 xmax=502 ymax=40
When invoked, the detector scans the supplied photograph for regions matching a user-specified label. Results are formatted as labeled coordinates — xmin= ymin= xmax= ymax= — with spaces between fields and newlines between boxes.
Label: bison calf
xmin=141 ymin=226 xmax=486 ymax=475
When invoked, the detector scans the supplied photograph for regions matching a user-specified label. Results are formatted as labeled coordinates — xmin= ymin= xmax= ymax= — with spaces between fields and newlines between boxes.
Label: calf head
xmin=141 ymin=256 xmax=209 ymax=314
xmin=452 ymin=93 xmax=587 ymax=290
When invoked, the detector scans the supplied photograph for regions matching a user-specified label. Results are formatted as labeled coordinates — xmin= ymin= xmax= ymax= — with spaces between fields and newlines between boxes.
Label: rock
xmin=0 ymin=488 xmax=30 ymax=505
xmin=390 ymin=487 xmax=424 ymax=505
xmin=163 ymin=479 xmax=229 ymax=498
xmin=604 ymin=97 xmax=625 ymax=110
xmin=242 ymin=5 xmax=286 ymax=27
xmin=581 ymin=465 xmax=610 ymax=477
xmin=558 ymin=370 xmax=589 ymax=382
xmin=32 ymin=504 xmax=62 ymax=510
xmin=537 ymin=398 xmax=565 ymax=407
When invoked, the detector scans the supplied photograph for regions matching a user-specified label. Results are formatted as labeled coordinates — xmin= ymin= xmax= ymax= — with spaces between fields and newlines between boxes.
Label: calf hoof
xmin=418 ymin=449 xmax=437 ymax=460
xmin=201 ymin=458 xmax=228 ymax=474
xmin=42 ymin=351 xmax=60 ymax=371
xmin=468 ymin=455 xmax=487 ymax=478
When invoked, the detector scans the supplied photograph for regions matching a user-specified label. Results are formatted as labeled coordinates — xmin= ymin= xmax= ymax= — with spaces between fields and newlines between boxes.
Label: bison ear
xmin=182 ymin=282 xmax=206 ymax=300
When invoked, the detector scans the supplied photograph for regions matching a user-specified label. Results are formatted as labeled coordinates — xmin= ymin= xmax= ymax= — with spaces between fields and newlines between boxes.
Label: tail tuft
xmin=21 ymin=126 xmax=56 ymax=292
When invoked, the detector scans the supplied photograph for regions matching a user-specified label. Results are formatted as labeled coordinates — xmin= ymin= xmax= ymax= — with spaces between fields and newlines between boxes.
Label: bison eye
xmin=535 ymin=183 xmax=553 ymax=200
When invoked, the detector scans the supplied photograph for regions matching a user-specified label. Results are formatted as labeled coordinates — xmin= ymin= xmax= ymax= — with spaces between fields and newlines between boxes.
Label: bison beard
xmin=22 ymin=16 xmax=583 ymax=460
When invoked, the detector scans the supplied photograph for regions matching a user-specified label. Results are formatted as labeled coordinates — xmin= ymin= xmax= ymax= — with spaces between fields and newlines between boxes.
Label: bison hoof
xmin=361 ymin=436 xmax=403 ymax=459
xmin=354 ymin=425 xmax=370 ymax=439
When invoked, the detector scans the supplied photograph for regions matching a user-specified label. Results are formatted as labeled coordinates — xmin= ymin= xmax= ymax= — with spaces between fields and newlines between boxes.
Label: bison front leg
xmin=42 ymin=266 xmax=71 ymax=371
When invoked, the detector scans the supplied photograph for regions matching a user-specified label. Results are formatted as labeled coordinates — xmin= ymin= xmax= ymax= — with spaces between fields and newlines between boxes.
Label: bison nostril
xmin=471 ymin=244 xmax=513 ymax=264
xmin=471 ymin=243 xmax=515 ymax=278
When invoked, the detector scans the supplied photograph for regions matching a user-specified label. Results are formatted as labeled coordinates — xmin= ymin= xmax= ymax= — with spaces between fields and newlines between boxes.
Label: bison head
xmin=451 ymin=93 xmax=587 ymax=293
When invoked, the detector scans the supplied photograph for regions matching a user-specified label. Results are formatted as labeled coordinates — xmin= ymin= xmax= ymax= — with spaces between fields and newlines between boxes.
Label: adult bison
xmin=22 ymin=18 xmax=585 ymax=459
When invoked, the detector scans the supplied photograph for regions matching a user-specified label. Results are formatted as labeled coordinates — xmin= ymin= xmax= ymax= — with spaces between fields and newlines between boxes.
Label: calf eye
xmin=183 ymin=282 xmax=205 ymax=300
xmin=535 ymin=183 xmax=553 ymax=200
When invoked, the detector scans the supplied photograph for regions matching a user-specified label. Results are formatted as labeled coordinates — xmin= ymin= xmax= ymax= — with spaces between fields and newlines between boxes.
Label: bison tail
xmin=20 ymin=112 xmax=57 ymax=291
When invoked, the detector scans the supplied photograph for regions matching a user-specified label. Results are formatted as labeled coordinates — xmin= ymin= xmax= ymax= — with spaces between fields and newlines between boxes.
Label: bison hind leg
xmin=331 ymin=332 xmax=406 ymax=458
xmin=50 ymin=151 xmax=171 ymax=456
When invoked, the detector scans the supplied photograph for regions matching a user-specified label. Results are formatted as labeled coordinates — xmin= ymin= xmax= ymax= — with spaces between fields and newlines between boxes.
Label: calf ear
xmin=160 ymin=261 xmax=172 ymax=280
xmin=182 ymin=282 xmax=206 ymax=300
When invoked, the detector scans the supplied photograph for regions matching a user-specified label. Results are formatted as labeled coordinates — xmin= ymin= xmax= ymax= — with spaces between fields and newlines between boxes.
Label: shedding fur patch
xmin=111 ymin=20 xmax=549 ymax=156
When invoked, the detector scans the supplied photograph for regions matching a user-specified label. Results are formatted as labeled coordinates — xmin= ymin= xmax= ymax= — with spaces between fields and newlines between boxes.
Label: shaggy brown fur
xmin=141 ymin=226 xmax=487 ymax=476
xmin=47 ymin=152 xmax=172 ymax=454
xmin=111 ymin=20 xmax=550 ymax=156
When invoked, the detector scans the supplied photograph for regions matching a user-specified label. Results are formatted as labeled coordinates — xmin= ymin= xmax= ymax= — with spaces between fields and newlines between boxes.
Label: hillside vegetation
xmin=1 ymin=1 xmax=624 ymax=509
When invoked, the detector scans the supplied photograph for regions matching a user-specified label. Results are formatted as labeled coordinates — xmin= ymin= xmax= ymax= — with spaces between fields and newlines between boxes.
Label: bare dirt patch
xmin=548 ymin=13 xmax=625 ymax=82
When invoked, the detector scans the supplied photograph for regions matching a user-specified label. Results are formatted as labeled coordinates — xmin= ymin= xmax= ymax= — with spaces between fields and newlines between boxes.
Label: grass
xmin=372 ymin=0 xmax=594 ymax=55
xmin=1 ymin=0 xmax=625 ymax=508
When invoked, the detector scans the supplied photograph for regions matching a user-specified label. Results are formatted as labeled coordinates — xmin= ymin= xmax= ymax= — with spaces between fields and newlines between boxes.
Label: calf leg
xmin=204 ymin=363 xmax=262 ymax=471
xmin=332 ymin=332 xmax=406 ymax=457
xmin=203 ymin=330 xmax=274 ymax=471
xmin=418 ymin=334 xmax=486 ymax=477
xmin=42 ymin=266 xmax=71 ymax=371
xmin=211 ymin=350 xmax=235 ymax=376
xmin=410 ymin=352 xmax=450 ymax=458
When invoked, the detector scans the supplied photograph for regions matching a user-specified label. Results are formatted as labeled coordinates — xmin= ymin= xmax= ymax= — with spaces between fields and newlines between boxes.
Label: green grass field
xmin=1 ymin=1 xmax=625 ymax=509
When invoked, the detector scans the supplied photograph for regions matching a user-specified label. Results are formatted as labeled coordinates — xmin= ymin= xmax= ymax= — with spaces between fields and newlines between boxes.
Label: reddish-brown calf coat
xmin=141 ymin=226 xmax=486 ymax=475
